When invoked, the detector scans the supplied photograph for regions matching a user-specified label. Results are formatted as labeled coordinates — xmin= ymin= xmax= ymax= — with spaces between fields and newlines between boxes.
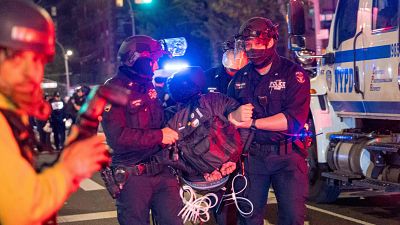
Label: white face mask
xmin=222 ymin=49 xmax=248 ymax=70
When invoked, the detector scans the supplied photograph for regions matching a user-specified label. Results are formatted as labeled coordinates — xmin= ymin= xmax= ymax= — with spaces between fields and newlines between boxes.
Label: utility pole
xmin=126 ymin=0 xmax=136 ymax=35
xmin=312 ymin=0 xmax=322 ymax=54
xmin=55 ymin=40 xmax=73 ymax=96
xmin=125 ymin=0 xmax=153 ymax=35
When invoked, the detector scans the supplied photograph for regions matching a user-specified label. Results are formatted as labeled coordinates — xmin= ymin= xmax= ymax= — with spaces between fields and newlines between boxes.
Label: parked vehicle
xmin=288 ymin=0 xmax=400 ymax=203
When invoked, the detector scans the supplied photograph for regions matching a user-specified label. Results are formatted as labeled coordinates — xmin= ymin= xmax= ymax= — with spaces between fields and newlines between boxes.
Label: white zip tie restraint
xmin=221 ymin=174 xmax=253 ymax=217
xmin=178 ymin=185 xmax=218 ymax=223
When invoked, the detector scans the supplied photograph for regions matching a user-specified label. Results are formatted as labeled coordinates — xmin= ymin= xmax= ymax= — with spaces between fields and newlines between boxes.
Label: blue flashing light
xmin=134 ymin=0 xmax=152 ymax=4
xmin=329 ymin=134 xmax=353 ymax=141
xmin=164 ymin=62 xmax=189 ymax=70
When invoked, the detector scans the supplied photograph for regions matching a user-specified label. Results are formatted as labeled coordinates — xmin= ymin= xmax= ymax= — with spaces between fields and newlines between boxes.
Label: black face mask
xmin=246 ymin=47 xmax=277 ymax=69
xmin=131 ymin=57 xmax=154 ymax=79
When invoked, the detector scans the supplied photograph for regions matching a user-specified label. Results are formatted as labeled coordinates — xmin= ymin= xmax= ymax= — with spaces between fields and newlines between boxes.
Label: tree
xmin=133 ymin=0 xmax=289 ymax=69
xmin=169 ymin=0 xmax=289 ymax=67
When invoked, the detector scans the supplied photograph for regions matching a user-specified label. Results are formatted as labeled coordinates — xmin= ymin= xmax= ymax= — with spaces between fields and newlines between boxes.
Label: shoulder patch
xmin=131 ymin=99 xmax=142 ymax=107
xmin=148 ymin=89 xmax=157 ymax=99
xmin=295 ymin=71 xmax=305 ymax=84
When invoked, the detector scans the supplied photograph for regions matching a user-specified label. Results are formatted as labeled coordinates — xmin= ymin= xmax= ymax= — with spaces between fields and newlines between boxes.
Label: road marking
xmin=58 ymin=211 xmax=117 ymax=223
xmin=305 ymin=204 xmax=375 ymax=225
xmin=268 ymin=190 xmax=375 ymax=225
xmin=264 ymin=220 xmax=310 ymax=225
xmin=58 ymin=189 xmax=375 ymax=224
xmin=79 ymin=178 xmax=105 ymax=191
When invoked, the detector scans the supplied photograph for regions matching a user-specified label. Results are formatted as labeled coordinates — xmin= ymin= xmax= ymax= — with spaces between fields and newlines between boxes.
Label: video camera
xmin=74 ymin=84 xmax=130 ymax=140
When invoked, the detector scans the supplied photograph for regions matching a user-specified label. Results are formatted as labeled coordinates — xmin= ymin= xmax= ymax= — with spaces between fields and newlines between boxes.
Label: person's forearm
xmin=253 ymin=113 xmax=288 ymax=131
xmin=73 ymin=104 xmax=80 ymax=111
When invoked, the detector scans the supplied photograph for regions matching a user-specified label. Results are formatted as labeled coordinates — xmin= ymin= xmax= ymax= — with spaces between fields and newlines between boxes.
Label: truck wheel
xmin=307 ymin=117 xmax=340 ymax=203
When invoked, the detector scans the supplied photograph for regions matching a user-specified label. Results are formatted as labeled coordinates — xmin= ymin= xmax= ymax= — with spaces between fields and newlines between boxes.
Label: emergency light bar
xmin=164 ymin=62 xmax=189 ymax=70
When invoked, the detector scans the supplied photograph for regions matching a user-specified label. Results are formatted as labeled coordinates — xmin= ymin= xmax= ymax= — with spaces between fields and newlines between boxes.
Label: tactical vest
xmin=166 ymin=95 xmax=243 ymax=177
xmin=102 ymin=71 xmax=164 ymax=165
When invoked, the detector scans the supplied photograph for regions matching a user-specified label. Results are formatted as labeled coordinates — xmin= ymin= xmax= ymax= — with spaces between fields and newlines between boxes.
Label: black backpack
xmin=166 ymin=95 xmax=243 ymax=176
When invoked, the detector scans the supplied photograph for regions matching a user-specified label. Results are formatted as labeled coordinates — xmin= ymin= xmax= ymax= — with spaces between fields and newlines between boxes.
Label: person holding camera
xmin=0 ymin=1 xmax=110 ymax=224
xmin=101 ymin=35 xmax=183 ymax=225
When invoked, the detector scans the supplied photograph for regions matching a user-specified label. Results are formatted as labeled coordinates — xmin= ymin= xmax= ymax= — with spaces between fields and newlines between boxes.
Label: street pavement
xmin=37 ymin=153 xmax=400 ymax=225
xmin=56 ymin=174 xmax=400 ymax=225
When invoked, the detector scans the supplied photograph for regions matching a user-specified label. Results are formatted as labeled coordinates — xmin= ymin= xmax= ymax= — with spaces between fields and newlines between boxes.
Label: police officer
xmin=166 ymin=66 xmax=240 ymax=181
xmin=204 ymin=39 xmax=248 ymax=94
xmin=49 ymin=91 xmax=66 ymax=150
xmin=228 ymin=17 xmax=310 ymax=225
xmin=166 ymin=66 xmax=241 ymax=225
xmin=0 ymin=1 xmax=110 ymax=224
xmin=36 ymin=93 xmax=52 ymax=148
xmin=66 ymin=86 xmax=90 ymax=125
xmin=101 ymin=35 xmax=183 ymax=225
xmin=205 ymin=41 xmax=248 ymax=224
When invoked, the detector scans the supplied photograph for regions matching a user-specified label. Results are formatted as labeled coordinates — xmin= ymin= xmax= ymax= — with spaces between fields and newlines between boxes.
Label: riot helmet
xmin=80 ymin=85 xmax=91 ymax=96
xmin=238 ymin=17 xmax=279 ymax=41
xmin=53 ymin=91 xmax=60 ymax=98
xmin=0 ymin=0 xmax=54 ymax=120
xmin=236 ymin=17 xmax=279 ymax=68
xmin=75 ymin=85 xmax=91 ymax=97
xmin=167 ymin=66 xmax=206 ymax=104
xmin=0 ymin=0 xmax=55 ymax=62
xmin=221 ymin=39 xmax=235 ymax=52
xmin=221 ymin=38 xmax=248 ymax=73
xmin=118 ymin=35 xmax=167 ymax=79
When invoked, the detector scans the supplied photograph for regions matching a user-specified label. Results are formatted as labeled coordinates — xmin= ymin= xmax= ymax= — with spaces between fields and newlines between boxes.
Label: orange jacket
xmin=0 ymin=94 xmax=73 ymax=225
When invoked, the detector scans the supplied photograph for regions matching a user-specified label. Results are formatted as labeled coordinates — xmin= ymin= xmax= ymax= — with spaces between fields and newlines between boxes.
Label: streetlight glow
xmin=66 ymin=50 xmax=73 ymax=56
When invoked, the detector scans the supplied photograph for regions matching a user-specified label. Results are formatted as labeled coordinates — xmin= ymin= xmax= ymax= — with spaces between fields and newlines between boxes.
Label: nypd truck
xmin=288 ymin=0 xmax=400 ymax=202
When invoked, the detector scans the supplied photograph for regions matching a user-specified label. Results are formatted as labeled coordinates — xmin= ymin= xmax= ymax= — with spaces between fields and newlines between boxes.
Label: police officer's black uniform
xmin=49 ymin=94 xmax=66 ymax=150
xmin=101 ymin=65 xmax=183 ymax=225
xmin=204 ymin=65 xmax=233 ymax=94
xmin=204 ymin=65 xmax=241 ymax=225
xmin=228 ymin=54 xmax=310 ymax=225
xmin=66 ymin=92 xmax=85 ymax=124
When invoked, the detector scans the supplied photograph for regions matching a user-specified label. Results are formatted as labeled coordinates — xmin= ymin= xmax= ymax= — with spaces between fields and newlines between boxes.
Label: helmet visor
xmin=222 ymin=49 xmax=248 ymax=70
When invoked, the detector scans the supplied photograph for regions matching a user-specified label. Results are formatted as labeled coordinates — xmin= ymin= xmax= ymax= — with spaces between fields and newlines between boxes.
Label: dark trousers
xmin=237 ymin=147 xmax=308 ymax=225
xmin=37 ymin=120 xmax=51 ymax=146
xmin=116 ymin=169 xmax=183 ymax=225
xmin=51 ymin=121 xmax=65 ymax=150
xmin=213 ymin=182 xmax=238 ymax=225
xmin=38 ymin=129 xmax=51 ymax=145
